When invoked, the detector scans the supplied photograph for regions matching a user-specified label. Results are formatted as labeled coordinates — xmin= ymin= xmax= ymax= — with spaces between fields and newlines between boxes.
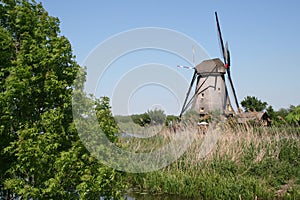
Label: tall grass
xmin=123 ymin=123 xmax=300 ymax=199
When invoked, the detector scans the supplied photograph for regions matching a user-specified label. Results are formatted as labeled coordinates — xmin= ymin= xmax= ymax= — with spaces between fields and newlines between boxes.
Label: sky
xmin=39 ymin=0 xmax=300 ymax=115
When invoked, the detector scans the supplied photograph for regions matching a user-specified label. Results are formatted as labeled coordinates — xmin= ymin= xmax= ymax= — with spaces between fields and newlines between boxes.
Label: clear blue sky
xmin=40 ymin=0 xmax=300 ymax=114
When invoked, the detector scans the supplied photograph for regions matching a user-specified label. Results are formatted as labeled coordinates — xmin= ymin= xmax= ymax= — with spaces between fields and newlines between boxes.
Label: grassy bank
xmin=122 ymin=124 xmax=300 ymax=199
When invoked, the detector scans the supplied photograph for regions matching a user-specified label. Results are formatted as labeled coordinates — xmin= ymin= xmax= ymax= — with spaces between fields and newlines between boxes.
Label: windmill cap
xmin=195 ymin=58 xmax=226 ymax=74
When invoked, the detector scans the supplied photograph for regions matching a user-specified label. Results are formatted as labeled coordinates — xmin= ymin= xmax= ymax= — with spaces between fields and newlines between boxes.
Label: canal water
xmin=124 ymin=193 xmax=196 ymax=200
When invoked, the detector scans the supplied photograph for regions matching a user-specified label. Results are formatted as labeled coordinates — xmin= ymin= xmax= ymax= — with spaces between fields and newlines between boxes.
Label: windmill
xmin=179 ymin=12 xmax=240 ymax=119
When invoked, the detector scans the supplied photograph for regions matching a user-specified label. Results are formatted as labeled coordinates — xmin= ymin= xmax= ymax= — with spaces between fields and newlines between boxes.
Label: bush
xmin=131 ymin=113 xmax=151 ymax=127
xmin=147 ymin=109 xmax=166 ymax=125
xmin=165 ymin=115 xmax=179 ymax=126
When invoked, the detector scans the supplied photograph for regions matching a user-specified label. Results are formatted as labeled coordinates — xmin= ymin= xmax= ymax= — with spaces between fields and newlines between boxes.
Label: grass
xmin=121 ymin=123 xmax=300 ymax=199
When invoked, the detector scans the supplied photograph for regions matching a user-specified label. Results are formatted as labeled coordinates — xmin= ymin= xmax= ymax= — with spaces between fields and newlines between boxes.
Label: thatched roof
xmin=237 ymin=111 xmax=269 ymax=124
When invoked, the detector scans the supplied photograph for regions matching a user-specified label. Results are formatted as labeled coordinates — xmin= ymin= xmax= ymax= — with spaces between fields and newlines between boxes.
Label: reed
xmin=124 ymin=123 xmax=300 ymax=199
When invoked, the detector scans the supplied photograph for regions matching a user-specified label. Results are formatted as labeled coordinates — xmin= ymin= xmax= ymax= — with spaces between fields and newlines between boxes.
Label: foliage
xmin=277 ymin=107 xmax=290 ymax=118
xmin=266 ymin=105 xmax=285 ymax=126
xmin=266 ymin=105 xmax=300 ymax=127
xmin=95 ymin=96 xmax=119 ymax=143
xmin=131 ymin=113 xmax=151 ymax=127
xmin=286 ymin=105 xmax=300 ymax=126
xmin=266 ymin=106 xmax=276 ymax=120
xmin=241 ymin=96 xmax=268 ymax=112
xmin=116 ymin=109 xmax=167 ymax=128
xmin=126 ymin=125 xmax=300 ymax=199
xmin=114 ymin=115 xmax=132 ymax=124
xmin=165 ymin=115 xmax=179 ymax=126
xmin=147 ymin=109 xmax=166 ymax=125
xmin=181 ymin=109 xmax=200 ymax=123
xmin=131 ymin=109 xmax=167 ymax=127
xmin=0 ymin=0 xmax=125 ymax=199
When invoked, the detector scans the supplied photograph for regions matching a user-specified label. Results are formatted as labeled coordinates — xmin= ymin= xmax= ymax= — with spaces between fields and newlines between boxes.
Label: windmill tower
xmin=179 ymin=12 xmax=240 ymax=118
xmin=192 ymin=58 xmax=233 ymax=115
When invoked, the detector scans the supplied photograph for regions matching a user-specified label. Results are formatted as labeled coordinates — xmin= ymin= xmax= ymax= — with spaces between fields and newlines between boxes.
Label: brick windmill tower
xmin=179 ymin=12 xmax=240 ymax=118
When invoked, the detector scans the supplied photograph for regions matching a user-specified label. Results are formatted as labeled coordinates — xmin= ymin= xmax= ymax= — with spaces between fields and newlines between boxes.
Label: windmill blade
xmin=227 ymin=69 xmax=240 ymax=110
xmin=225 ymin=42 xmax=239 ymax=109
xmin=224 ymin=42 xmax=228 ymax=63
xmin=215 ymin=13 xmax=239 ymax=110
xmin=227 ymin=45 xmax=231 ymax=67
xmin=223 ymin=41 xmax=231 ymax=69
xmin=215 ymin=12 xmax=226 ymax=65
xmin=225 ymin=42 xmax=230 ymax=67
xmin=177 ymin=65 xmax=194 ymax=70
xmin=179 ymin=71 xmax=197 ymax=118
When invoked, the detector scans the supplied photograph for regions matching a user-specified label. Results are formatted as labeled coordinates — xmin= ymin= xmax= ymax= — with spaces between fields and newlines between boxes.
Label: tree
xmin=286 ymin=105 xmax=300 ymax=126
xmin=131 ymin=113 xmax=151 ymax=127
xmin=266 ymin=105 xmax=286 ymax=126
xmin=165 ymin=115 xmax=179 ymax=126
xmin=0 ymin=24 xmax=15 ymax=197
xmin=241 ymin=96 xmax=268 ymax=112
xmin=95 ymin=96 xmax=119 ymax=143
xmin=0 ymin=0 xmax=125 ymax=199
xmin=277 ymin=108 xmax=290 ymax=119
xmin=147 ymin=109 xmax=166 ymax=125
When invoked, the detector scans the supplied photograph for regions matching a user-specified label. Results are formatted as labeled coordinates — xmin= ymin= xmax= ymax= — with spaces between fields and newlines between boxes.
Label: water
xmin=124 ymin=193 xmax=196 ymax=200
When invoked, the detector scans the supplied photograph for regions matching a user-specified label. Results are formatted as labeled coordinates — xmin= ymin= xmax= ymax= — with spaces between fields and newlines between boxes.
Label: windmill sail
xmin=215 ymin=12 xmax=240 ymax=111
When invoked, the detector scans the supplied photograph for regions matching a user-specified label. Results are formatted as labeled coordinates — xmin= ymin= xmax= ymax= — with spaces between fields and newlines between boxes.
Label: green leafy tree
xmin=165 ymin=115 xmax=179 ymax=126
xmin=277 ymin=108 xmax=290 ymax=119
xmin=0 ymin=0 xmax=125 ymax=199
xmin=241 ymin=96 xmax=268 ymax=112
xmin=131 ymin=113 xmax=151 ymax=127
xmin=286 ymin=105 xmax=300 ymax=126
xmin=95 ymin=96 xmax=119 ymax=143
xmin=0 ymin=24 xmax=15 ymax=196
xmin=265 ymin=105 xmax=282 ymax=126
xmin=147 ymin=109 xmax=166 ymax=125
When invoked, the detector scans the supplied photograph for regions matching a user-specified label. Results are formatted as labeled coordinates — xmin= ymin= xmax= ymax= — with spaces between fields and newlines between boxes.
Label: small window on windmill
xmin=227 ymin=104 xmax=233 ymax=112
xmin=200 ymin=107 xmax=205 ymax=113
xmin=218 ymin=87 xmax=221 ymax=93
xmin=201 ymin=93 xmax=204 ymax=98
